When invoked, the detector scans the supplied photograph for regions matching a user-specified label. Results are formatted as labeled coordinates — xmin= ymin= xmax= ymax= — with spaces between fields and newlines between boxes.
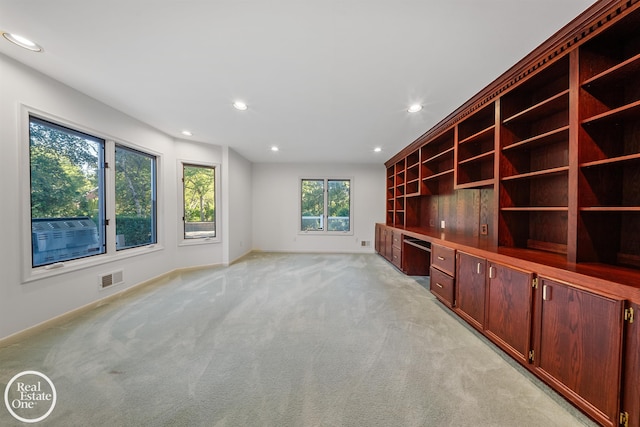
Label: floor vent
xmin=99 ymin=270 xmax=124 ymax=290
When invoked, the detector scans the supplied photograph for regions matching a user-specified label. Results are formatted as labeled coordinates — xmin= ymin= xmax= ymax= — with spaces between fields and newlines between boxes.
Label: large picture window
xmin=301 ymin=178 xmax=351 ymax=233
xmin=29 ymin=117 xmax=106 ymax=267
xmin=28 ymin=114 xmax=159 ymax=269
xmin=182 ymin=164 xmax=216 ymax=239
xmin=115 ymin=146 xmax=157 ymax=250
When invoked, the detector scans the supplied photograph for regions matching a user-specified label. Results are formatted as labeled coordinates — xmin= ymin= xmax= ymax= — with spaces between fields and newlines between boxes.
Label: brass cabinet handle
xmin=437 ymin=256 xmax=445 ymax=261
xmin=436 ymin=283 xmax=443 ymax=288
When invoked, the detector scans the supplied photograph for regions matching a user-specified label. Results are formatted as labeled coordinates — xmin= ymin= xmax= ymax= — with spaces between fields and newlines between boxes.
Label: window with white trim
xmin=181 ymin=163 xmax=216 ymax=239
xmin=28 ymin=114 xmax=158 ymax=268
xmin=29 ymin=117 xmax=106 ymax=267
xmin=115 ymin=145 xmax=157 ymax=250
xmin=300 ymin=178 xmax=351 ymax=233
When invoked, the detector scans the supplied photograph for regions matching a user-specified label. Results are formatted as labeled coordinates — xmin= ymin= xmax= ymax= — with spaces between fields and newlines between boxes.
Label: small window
xmin=29 ymin=116 xmax=106 ymax=267
xmin=182 ymin=164 xmax=216 ymax=239
xmin=301 ymin=178 xmax=351 ymax=233
xmin=115 ymin=145 xmax=157 ymax=250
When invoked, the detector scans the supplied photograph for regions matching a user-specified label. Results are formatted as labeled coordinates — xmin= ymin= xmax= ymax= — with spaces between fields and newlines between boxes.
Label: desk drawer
xmin=392 ymin=231 xmax=403 ymax=249
xmin=430 ymin=266 xmax=455 ymax=307
xmin=432 ymin=244 xmax=455 ymax=277
xmin=392 ymin=246 xmax=402 ymax=269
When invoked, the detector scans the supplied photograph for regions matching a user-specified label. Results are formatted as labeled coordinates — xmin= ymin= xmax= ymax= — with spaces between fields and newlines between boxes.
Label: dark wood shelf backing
xmin=458 ymin=125 xmax=495 ymax=145
xmin=581 ymin=99 xmax=640 ymax=125
xmin=577 ymin=210 xmax=640 ymax=268
xmin=501 ymin=166 xmax=569 ymax=181
xmin=578 ymin=6 xmax=640 ymax=82
xmin=456 ymin=104 xmax=496 ymax=188
xmin=457 ymin=102 xmax=496 ymax=142
xmin=423 ymin=146 xmax=455 ymax=164
xmin=502 ymin=90 xmax=570 ymax=125
xmin=502 ymin=126 xmax=569 ymax=152
xmin=458 ymin=150 xmax=495 ymax=166
xmin=455 ymin=178 xmax=495 ymax=190
xmin=499 ymin=210 xmax=568 ymax=254
xmin=580 ymin=153 xmax=640 ymax=168
xmin=423 ymin=168 xmax=454 ymax=181
xmin=582 ymin=51 xmax=640 ymax=88
xmin=500 ymin=56 xmax=569 ymax=118
xmin=579 ymin=159 xmax=640 ymax=208
xmin=500 ymin=172 xmax=568 ymax=209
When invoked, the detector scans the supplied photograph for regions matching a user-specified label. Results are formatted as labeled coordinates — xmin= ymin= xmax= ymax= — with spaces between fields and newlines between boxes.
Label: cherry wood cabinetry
xmin=456 ymin=102 xmax=496 ymax=189
xmin=402 ymin=236 xmax=431 ymax=276
xmin=375 ymin=223 xmax=393 ymax=263
xmin=380 ymin=3 xmax=640 ymax=425
xmin=391 ymin=230 xmax=403 ymax=270
xmin=421 ymin=128 xmax=455 ymax=196
xmin=499 ymin=55 xmax=571 ymax=256
xmin=430 ymin=244 xmax=456 ymax=307
xmin=430 ymin=266 xmax=455 ymax=308
xmin=577 ymin=7 xmax=640 ymax=269
xmin=485 ymin=262 xmax=534 ymax=364
xmin=533 ymin=277 xmax=625 ymax=426
xmin=455 ymin=251 xmax=486 ymax=330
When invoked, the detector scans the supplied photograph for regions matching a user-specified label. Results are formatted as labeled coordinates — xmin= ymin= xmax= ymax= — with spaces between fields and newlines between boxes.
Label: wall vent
xmin=99 ymin=270 xmax=124 ymax=290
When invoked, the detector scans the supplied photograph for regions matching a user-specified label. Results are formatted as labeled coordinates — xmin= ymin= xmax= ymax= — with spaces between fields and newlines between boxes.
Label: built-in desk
xmin=376 ymin=222 xmax=640 ymax=427
xmin=402 ymin=236 xmax=431 ymax=276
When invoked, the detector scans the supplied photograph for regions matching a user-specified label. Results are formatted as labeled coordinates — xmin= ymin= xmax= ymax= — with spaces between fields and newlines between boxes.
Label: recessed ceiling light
xmin=408 ymin=104 xmax=423 ymax=113
xmin=374 ymin=147 xmax=382 ymax=153
xmin=2 ymin=32 xmax=42 ymax=52
xmin=181 ymin=130 xmax=193 ymax=136
xmin=271 ymin=146 xmax=279 ymax=152
xmin=233 ymin=101 xmax=248 ymax=111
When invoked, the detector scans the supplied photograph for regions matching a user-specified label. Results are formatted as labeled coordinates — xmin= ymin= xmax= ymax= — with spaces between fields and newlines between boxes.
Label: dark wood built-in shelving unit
xmin=377 ymin=2 xmax=640 ymax=427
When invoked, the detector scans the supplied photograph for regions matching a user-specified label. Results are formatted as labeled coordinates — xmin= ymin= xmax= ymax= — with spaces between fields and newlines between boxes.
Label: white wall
xmin=226 ymin=147 xmax=253 ymax=263
xmin=252 ymin=163 xmax=386 ymax=253
xmin=0 ymin=52 xmax=385 ymax=341
xmin=0 ymin=54 xmax=236 ymax=340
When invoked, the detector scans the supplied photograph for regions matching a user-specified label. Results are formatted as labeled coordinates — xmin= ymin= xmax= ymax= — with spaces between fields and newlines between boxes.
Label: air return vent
xmin=99 ymin=270 xmax=124 ymax=290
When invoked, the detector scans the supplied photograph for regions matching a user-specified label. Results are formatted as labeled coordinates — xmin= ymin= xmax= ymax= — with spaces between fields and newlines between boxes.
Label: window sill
xmin=178 ymin=237 xmax=221 ymax=247
xmin=298 ymin=231 xmax=355 ymax=236
xmin=23 ymin=244 xmax=164 ymax=284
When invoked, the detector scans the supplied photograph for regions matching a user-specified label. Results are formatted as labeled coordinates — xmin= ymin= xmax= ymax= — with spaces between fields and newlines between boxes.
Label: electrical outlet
xmin=480 ymin=224 xmax=488 ymax=235
xmin=440 ymin=220 xmax=446 ymax=229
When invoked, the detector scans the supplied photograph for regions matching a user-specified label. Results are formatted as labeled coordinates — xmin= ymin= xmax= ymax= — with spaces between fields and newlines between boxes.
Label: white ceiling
xmin=0 ymin=0 xmax=595 ymax=164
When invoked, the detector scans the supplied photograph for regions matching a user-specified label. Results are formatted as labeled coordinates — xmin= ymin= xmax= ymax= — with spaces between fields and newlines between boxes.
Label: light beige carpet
xmin=0 ymin=252 xmax=596 ymax=426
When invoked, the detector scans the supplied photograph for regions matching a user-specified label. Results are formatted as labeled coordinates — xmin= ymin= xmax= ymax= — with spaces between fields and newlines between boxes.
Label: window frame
xmin=177 ymin=160 xmax=221 ymax=246
xmin=114 ymin=144 xmax=158 ymax=251
xmin=28 ymin=116 xmax=108 ymax=268
xmin=21 ymin=107 xmax=163 ymax=283
xmin=299 ymin=177 xmax=353 ymax=235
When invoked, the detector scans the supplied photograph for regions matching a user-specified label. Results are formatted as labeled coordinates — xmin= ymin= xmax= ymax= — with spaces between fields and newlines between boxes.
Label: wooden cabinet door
xmin=383 ymin=229 xmax=393 ymax=261
xmin=623 ymin=301 xmax=640 ymax=427
xmin=485 ymin=261 xmax=533 ymax=364
xmin=534 ymin=277 xmax=624 ymax=427
xmin=455 ymin=251 xmax=486 ymax=330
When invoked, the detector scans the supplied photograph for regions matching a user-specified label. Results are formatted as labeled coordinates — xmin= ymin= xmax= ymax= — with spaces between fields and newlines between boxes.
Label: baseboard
xmin=0 ymin=261 xmax=224 ymax=348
